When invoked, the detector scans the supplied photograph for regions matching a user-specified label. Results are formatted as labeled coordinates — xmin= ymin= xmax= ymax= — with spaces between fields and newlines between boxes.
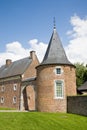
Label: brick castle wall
xmin=0 ymin=79 xmax=21 ymax=110
xmin=23 ymin=54 xmax=39 ymax=80
xmin=0 ymin=53 xmax=39 ymax=110
xmin=36 ymin=65 xmax=76 ymax=112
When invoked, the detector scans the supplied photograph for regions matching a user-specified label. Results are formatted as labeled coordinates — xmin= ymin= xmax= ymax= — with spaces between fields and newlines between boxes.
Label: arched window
xmin=1 ymin=97 xmax=4 ymax=103
xmin=54 ymin=80 xmax=64 ymax=98
xmin=13 ymin=84 xmax=17 ymax=91
xmin=1 ymin=85 xmax=5 ymax=92
xmin=13 ymin=96 xmax=17 ymax=104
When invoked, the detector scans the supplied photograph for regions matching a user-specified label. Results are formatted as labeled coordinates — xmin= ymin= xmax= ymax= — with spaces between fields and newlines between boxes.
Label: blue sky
xmin=0 ymin=0 xmax=87 ymax=65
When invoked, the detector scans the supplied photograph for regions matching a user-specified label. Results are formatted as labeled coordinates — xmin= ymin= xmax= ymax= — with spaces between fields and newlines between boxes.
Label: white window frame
xmin=1 ymin=97 xmax=4 ymax=103
xmin=13 ymin=84 xmax=17 ymax=91
xmin=55 ymin=66 xmax=63 ymax=75
xmin=1 ymin=85 xmax=5 ymax=92
xmin=54 ymin=80 xmax=64 ymax=99
xmin=13 ymin=96 xmax=17 ymax=104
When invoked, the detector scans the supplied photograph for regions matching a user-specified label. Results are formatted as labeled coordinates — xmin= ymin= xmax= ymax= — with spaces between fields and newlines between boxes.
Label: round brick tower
xmin=36 ymin=25 xmax=76 ymax=112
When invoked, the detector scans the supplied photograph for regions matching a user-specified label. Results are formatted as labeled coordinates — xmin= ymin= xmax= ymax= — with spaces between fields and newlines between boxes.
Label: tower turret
xmin=36 ymin=23 xmax=76 ymax=112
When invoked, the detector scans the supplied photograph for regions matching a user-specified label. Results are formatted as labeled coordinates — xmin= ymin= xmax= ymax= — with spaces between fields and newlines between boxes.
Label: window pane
xmin=55 ymin=81 xmax=63 ymax=98
xmin=56 ymin=68 xmax=61 ymax=74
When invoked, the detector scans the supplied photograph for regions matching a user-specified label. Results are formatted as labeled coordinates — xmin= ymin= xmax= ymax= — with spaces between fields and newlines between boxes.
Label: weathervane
xmin=53 ymin=17 xmax=56 ymax=29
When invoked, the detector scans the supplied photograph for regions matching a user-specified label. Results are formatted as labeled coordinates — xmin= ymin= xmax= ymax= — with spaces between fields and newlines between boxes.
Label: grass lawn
xmin=0 ymin=107 xmax=16 ymax=110
xmin=0 ymin=112 xmax=87 ymax=130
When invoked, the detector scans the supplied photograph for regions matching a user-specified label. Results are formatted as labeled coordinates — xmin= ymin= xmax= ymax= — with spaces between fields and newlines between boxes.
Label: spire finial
xmin=53 ymin=17 xmax=56 ymax=29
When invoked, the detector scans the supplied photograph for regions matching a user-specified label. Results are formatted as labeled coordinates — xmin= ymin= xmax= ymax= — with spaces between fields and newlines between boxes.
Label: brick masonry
xmin=23 ymin=54 xmax=39 ymax=80
xmin=0 ymin=52 xmax=77 ymax=112
xmin=0 ymin=79 xmax=21 ymax=109
xmin=36 ymin=64 xmax=76 ymax=112
xmin=0 ymin=53 xmax=39 ymax=110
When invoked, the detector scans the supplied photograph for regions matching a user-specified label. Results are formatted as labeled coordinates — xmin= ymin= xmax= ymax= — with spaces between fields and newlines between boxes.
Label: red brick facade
xmin=36 ymin=65 xmax=76 ymax=112
xmin=0 ymin=58 xmax=76 ymax=112
xmin=0 ymin=78 xmax=21 ymax=109
xmin=0 ymin=51 xmax=39 ymax=110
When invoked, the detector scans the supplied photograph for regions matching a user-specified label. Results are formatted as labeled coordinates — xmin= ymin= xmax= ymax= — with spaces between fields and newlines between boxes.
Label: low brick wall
xmin=67 ymin=96 xmax=87 ymax=116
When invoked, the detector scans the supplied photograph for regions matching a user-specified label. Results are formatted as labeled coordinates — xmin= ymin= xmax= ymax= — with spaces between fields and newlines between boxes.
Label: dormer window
xmin=55 ymin=67 xmax=63 ymax=75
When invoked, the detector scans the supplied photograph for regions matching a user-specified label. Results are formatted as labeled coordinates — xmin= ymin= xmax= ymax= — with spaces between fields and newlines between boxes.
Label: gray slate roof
xmin=78 ymin=81 xmax=87 ymax=91
xmin=0 ymin=57 xmax=32 ymax=79
xmin=41 ymin=28 xmax=73 ymax=66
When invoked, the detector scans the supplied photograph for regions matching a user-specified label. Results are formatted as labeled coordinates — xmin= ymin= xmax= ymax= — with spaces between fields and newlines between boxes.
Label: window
xmin=55 ymin=67 xmax=63 ymax=75
xmin=13 ymin=84 xmax=17 ymax=91
xmin=54 ymin=80 xmax=64 ymax=98
xmin=1 ymin=85 xmax=5 ymax=92
xmin=1 ymin=97 xmax=4 ymax=103
xmin=13 ymin=96 xmax=17 ymax=104
xmin=56 ymin=68 xmax=61 ymax=74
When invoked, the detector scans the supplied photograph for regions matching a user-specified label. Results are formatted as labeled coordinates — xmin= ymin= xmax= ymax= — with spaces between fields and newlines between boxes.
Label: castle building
xmin=0 ymin=24 xmax=76 ymax=112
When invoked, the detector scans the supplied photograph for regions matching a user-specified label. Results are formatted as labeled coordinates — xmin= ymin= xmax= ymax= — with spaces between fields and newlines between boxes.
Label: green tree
xmin=75 ymin=63 xmax=87 ymax=88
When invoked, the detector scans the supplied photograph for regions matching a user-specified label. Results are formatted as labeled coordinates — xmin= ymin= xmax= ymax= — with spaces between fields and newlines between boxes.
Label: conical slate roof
xmin=41 ymin=27 xmax=74 ymax=66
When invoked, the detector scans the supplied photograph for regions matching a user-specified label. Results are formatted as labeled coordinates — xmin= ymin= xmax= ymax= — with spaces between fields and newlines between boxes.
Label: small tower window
xmin=54 ymin=80 xmax=64 ymax=98
xmin=56 ymin=68 xmax=61 ymax=74
xmin=1 ymin=97 xmax=4 ymax=103
xmin=13 ymin=84 xmax=17 ymax=91
xmin=55 ymin=67 xmax=63 ymax=75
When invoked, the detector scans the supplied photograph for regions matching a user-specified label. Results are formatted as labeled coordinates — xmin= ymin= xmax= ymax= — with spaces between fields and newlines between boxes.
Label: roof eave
xmin=36 ymin=62 xmax=75 ymax=69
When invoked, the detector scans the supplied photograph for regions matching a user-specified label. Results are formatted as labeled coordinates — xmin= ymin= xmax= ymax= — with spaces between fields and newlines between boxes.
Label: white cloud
xmin=28 ymin=39 xmax=47 ymax=62
xmin=0 ymin=41 xmax=29 ymax=66
xmin=65 ymin=14 xmax=87 ymax=64
xmin=6 ymin=41 xmax=29 ymax=55
xmin=0 ymin=40 xmax=47 ymax=67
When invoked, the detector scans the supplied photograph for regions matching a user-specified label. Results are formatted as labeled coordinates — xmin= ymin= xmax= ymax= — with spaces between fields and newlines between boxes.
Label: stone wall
xmin=67 ymin=96 xmax=87 ymax=116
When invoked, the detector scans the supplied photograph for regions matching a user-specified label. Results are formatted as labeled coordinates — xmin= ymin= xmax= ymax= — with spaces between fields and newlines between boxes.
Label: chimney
xmin=6 ymin=59 xmax=12 ymax=66
xmin=30 ymin=51 xmax=36 ymax=60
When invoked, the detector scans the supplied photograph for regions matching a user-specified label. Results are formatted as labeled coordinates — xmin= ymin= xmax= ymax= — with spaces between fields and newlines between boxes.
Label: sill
xmin=13 ymin=102 xmax=16 ymax=104
xmin=54 ymin=97 xmax=64 ymax=99
xmin=55 ymin=74 xmax=62 ymax=76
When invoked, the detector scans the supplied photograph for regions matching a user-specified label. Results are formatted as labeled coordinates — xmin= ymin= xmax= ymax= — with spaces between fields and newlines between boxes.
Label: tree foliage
xmin=75 ymin=63 xmax=87 ymax=88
